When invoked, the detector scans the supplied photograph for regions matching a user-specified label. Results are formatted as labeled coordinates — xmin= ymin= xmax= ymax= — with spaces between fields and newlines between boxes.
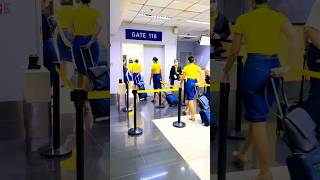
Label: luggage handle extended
xmin=80 ymin=46 xmax=95 ymax=73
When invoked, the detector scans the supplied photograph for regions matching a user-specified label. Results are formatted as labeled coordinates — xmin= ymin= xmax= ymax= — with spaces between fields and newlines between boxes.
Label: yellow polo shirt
xmin=183 ymin=63 xmax=201 ymax=79
xmin=128 ymin=63 xmax=133 ymax=72
xmin=233 ymin=5 xmax=289 ymax=55
xmin=55 ymin=5 xmax=74 ymax=29
xmin=131 ymin=63 xmax=141 ymax=73
xmin=71 ymin=5 xmax=101 ymax=36
xmin=151 ymin=63 xmax=161 ymax=74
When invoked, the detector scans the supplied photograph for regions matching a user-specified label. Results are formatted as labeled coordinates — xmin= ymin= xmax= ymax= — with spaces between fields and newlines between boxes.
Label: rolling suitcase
xmin=198 ymin=94 xmax=217 ymax=127
xmin=165 ymin=92 xmax=178 ymax=107
xmin=270 ymin=76 xmax=320 ymax=180
xmin=80 ymin=48 xmax=109 ymax=121
xmin=135 ymin=75 xmax=147 ymax=100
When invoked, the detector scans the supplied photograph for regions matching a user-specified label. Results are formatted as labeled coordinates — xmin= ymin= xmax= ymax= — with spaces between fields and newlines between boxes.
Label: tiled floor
xmin=110 ymin=96 xmax=201 ymax=180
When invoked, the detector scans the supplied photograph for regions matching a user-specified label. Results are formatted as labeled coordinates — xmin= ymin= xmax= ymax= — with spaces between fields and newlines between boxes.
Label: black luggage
xmin=80 ymin=48 xmax=109 ymax=121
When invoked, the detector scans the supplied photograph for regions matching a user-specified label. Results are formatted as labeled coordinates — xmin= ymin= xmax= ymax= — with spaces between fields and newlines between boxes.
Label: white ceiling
xmin=123 ymin=0 xmax=210 ymax=37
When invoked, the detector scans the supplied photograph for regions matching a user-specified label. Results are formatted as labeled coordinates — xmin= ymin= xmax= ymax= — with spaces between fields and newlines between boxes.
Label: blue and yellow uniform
xmin=71 ymin=5 xmax=101 ymax=75
xmin=131 ymin=63 xmax=141 ymax=85
xmin=234 ymin=4 xmax=289 ymax=122
xmin=55 ymin=5 xmax=74 ymax=61
xmin=183 ymin=63 xmax=201 ymax=100
xmin=127 ymin=62 xmax=133 ymax=81
xmin=151 ymin=63 xmax=162 ymax=89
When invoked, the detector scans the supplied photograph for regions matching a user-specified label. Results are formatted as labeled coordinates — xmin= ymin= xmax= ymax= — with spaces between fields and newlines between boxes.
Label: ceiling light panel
xmin=159 ymin=8 xmax=183 ymax=18
xmin=131 ymin=0 xmax=147 ymax=4
xmin=132 ymin=16 xmax=152 ymax=24
xmin=128 ymin=3 xmax=143 ymax=11
xmin=140 ymin=5 xmax=163 ymax=15
xmin=127 ymin=10 xmax=139 ymax=17
xmin=145 ymin=0 xmax=174 ymax=7
xmin=187 ymin=3 xmax=210 ymax=12
xmin=167 ymin=0 xmax=194 ymax=10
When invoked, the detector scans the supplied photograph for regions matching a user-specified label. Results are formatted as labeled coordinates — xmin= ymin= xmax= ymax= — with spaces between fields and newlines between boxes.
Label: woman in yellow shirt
xmin=132 ymin=59 xmax=142 ymax=88
xmin=149 ymin=57 xmax=163 ymax=103
xmin=182 ymin=56 xmax=201 ymax=121
xmin=127 ymin=59 xmax=133 ymax=81
xmin=70 ymin=0 xmax=102 ymax=89
xmin=222 ymin=0 xmax=299 ymax=179
xmin=55 ymin=0 xmax=74 ymax=82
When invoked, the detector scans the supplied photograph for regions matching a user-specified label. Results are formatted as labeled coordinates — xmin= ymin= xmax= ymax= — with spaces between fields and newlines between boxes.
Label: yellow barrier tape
xmin=197 ymin=83 xmax=210 ymax=88
xmin=55 ymin=65 xmax=75 ymax=90
xmin=300 ymin=69 xmax=320 ymax=79
xmin=211 ymin=81 xmax=220 ymax=92
xmin=87 ymin=90 xmax=110 ymax=99
xmin=160 ymin=81 xmax=179 ymax=88
xmin=137 ymin=88 xmax=179 ymax=93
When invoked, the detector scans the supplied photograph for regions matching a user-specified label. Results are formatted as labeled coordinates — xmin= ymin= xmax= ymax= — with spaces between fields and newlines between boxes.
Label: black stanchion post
xmin=229 ymin=56 xmax=245 ymax=140
xmin=122 ymin=83 xmax=132 ymax=112
xmin=173 ymin=87 xmax=186 ymax=128
xmin=71 ymin=89 xmax=87 ymax=180
xmin=128 ymin=90 xmax=143 ymax=136
xmin=40 ymin=62 xmax=72 ymax=158
xmin=155 ymin=90 xmax=165 ymax=108
xmin=218 ymin=82 xmax=230 ymax=180
xmin=299 ymin=54 xmax=307 ymax=106
xmin=182 ymin=80 xmax=187 ymax=106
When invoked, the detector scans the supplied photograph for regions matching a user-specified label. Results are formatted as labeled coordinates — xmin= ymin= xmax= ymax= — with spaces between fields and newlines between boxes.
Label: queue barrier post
xmin=71 ymin=89 xmax=87 ymax=180
xmin=40 ymin=62 xmax=72 ymax=158
xmin=181 ymin=80 xmax=187 ymax=107
xmin=122 ymin=83 xmax=132 ymax=112
xmin=298 ymin=54 xmax=307 ymax=106
xmin=218 ymin=82 xmax=230 ymax=180
xmin=128 ymin=90 xmax=143 ymax=136
xmin=228 ymin=56 xmax=245 ymax=140
xmin=173 ymin=87 xmax=186 ymax=128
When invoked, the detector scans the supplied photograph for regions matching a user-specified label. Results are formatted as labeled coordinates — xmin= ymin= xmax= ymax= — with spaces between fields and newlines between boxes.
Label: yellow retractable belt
xmin=137 ymin=88 xmax=179 ymax=94
xmin=87 ymin=90 xmax=110 ymax=99
xmin=160 ymin=81 xmax=179 ymax=89
xmin=293 ymin=68 xmax=320 ymax=79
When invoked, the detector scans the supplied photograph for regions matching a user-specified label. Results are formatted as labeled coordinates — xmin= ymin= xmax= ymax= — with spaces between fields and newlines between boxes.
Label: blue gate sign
xmin=125 ymin=29 xmax=162 ymax=42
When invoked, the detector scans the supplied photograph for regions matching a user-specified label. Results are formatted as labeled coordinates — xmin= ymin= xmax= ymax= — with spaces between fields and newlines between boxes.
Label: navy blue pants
xmin=304 ymin=43 xmax=320 ymax=126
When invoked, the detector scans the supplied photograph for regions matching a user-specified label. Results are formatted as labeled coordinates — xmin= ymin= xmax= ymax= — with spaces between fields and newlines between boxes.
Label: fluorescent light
xmin=187 ymin=20 xmax=210 ymax=25
xmin=140 ymin=172 xmax=168 ymax=180
xmin=200 ymin=36 xmax=210 ymax=46
xmin=179 ymin=35 xmax=198 ymax=38
xmin=138 ymin=13 xmax=170 ymax=20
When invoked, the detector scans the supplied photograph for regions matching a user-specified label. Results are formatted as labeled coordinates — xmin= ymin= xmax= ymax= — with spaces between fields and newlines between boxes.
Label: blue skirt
xmin=133 ymin=73 xmax=140 ymax=86
xmin=186 ymin=79 xmax=197 ymax=100
xmin=73 ymin=36 xmax=99 ymax=75
xmin=153 ymin=74 xmax=161 ymax=89
xmin=43 ymin=38 xmax=58 ymax=72
xmin=241 ymin=54 xmax=280 ymax=122
xmin=57 ymin=29 xmax=73 ymax=61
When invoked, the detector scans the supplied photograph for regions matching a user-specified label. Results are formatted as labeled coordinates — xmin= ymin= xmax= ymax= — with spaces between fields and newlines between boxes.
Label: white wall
xmin=0 ymin=0 xmax=41 ymax=101
xmin=110 ymin=23 xmax=177 ymax=94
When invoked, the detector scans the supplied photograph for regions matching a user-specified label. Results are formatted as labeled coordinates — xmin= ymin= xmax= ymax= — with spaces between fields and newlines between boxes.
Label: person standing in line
xmin=42 ymin=0 xmax=58 ymax=75
xmin=169 ymin=59 xmax=182 ymax=87
xmin=181 ymin=56 xmax=201 ymax=121
xmin=304 ymin=0 xmax=320 ymax=127
xmin=131 ymin=59 xmax=142 ymax=89
xmin=55 ymin=0 xmax=74 ymax=86
xmin=69 ymin=0 xmax=102 ymax=90
xmin=149 ymin=57 xmax=164 ymax=103
xmin=222 ymin=0 xmax=299 ymax=179
xmin=127 ymin=58 xmax=133 ymax=82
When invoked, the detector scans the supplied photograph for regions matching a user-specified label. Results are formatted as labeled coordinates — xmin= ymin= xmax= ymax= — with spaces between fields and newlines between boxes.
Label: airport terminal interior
xmin=1 ymin=0 xmax=320 ymax=180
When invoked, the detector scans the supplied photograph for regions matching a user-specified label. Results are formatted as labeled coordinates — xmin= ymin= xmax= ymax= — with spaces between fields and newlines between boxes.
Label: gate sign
xmin=125 ymin=29 xmax=162 ymax=42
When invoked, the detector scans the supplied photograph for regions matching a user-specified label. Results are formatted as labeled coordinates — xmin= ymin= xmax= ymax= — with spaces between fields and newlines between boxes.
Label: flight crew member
xmin=210 ymin=0 xmax=231 ymax=58
xmin=150 ymin=57 xmax=164 ymax=103
xmin=127 ymin=59 xmax=133 ymax=82
xmin=55 ymin=0 xmax=74 ymax=83
xmin=304 ymin=0 xmax=320 ymax=126
xmin=169 ymin=59 xmax=182 ymax=86
xmin=131 ymin=59 xmax=142 ymax=88
xmin=70 ymin=0 xmax=102 ymax=89
xmin=42 ymin=0 xmax=58 ymax=75
xmin=181 ymin=56 xmax=202 ymax=121
xmin=222 ymin=0 xmax=299 ymax=179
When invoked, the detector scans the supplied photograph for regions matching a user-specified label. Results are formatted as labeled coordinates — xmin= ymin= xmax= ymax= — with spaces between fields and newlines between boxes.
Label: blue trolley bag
xmin=135 ymin=75 xmax=148 ymax=100
xmin=270 ymin=77 xmax=320 ymax=180
xmin=164 ymin=91 xmax=178 ymax=107
xmin=198 ymin=94 xmax=211 ymax=126
xmin=80 ymin=48 xmax=109 ymax=120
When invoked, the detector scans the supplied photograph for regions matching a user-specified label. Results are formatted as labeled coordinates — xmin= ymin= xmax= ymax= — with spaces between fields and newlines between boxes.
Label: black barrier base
xmin=128 ymin=128 xmax=143 ymax=136
xmin=228 ymin=131 xmax=245 ymax=140
xmin=173 ymin=121 xmax=186 ymax=128
xmin=122 ymin=107 xmax=133 ymax=112
xmin=39 ymin=146 xmax=72 ymax=158
xmin=155 ymin=104 xmax=165 ymax=108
